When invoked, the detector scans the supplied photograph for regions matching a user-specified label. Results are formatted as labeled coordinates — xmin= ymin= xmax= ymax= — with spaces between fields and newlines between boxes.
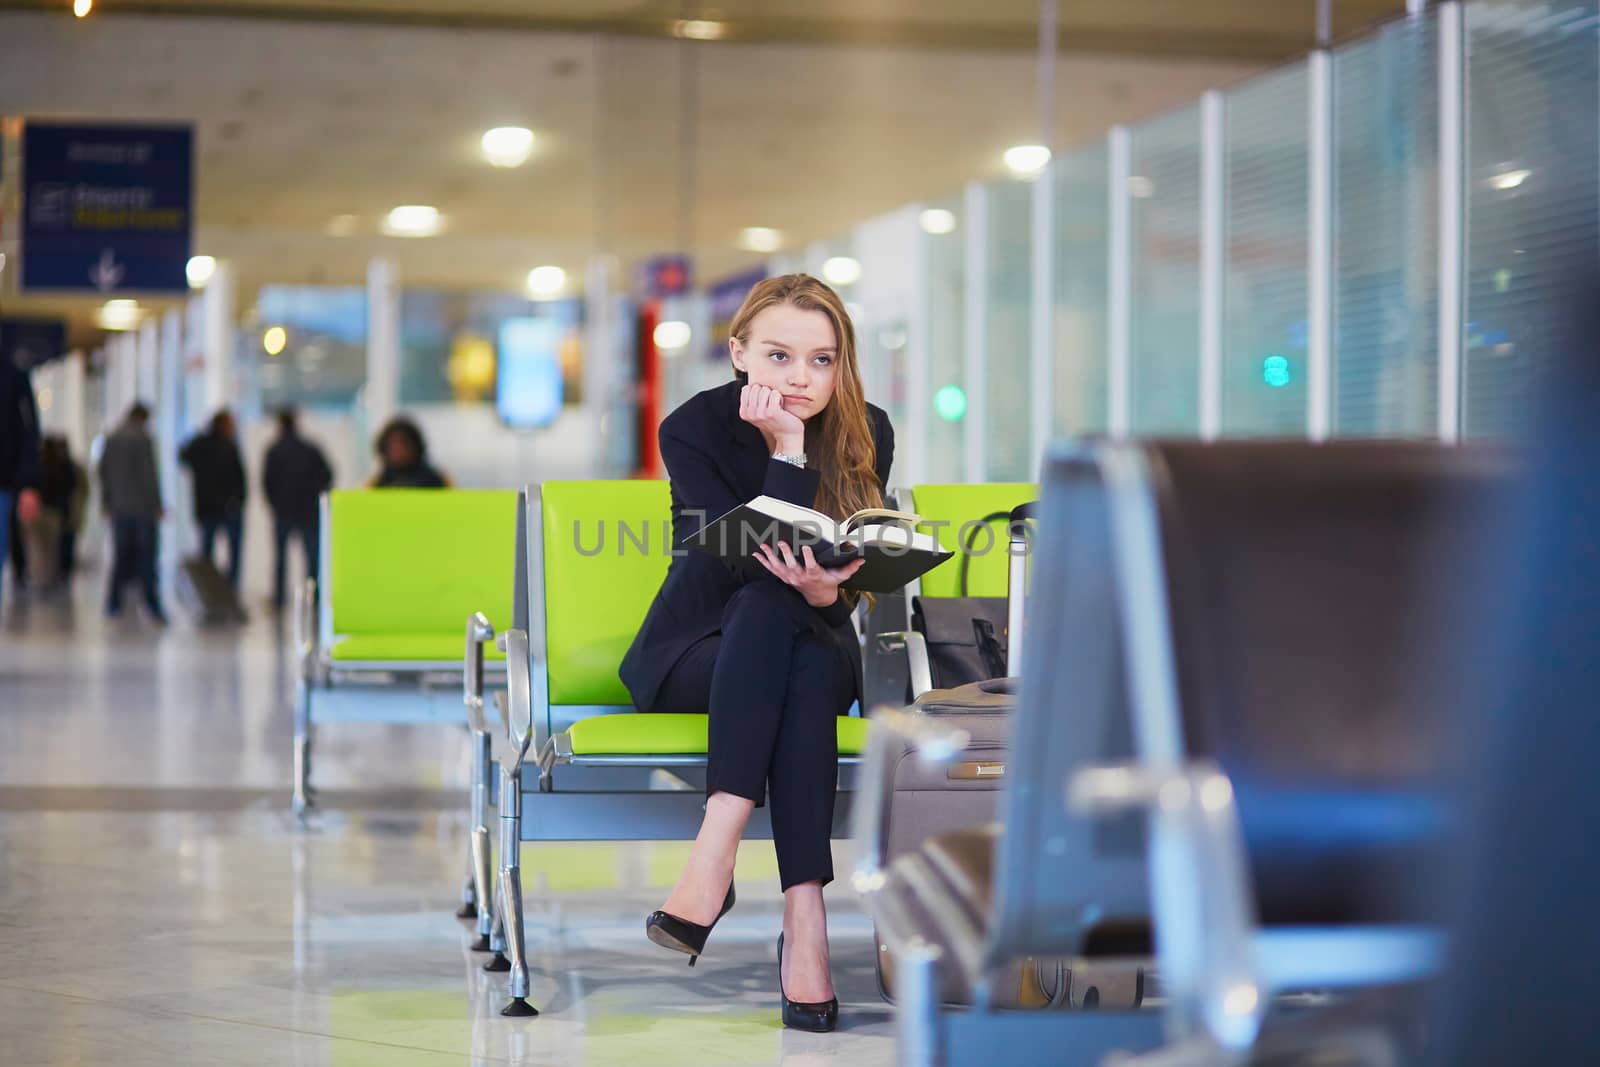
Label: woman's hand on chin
xmin=739 ymin=384 xmax=805 ymax=455
xmin=754 ymin=543 xmax=864 ymax=609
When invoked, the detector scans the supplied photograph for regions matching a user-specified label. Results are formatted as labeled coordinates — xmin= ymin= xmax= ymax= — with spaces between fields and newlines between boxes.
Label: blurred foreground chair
xmin=855 ymin=440 xmax=1509 ymax=1067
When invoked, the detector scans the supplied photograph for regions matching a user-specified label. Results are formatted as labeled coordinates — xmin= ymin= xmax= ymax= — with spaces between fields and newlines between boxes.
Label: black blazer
xmin=619 ymin=378 xmax=895 ymax=712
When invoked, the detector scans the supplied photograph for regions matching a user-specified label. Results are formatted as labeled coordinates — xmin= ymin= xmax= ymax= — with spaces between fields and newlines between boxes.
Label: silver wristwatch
xmin=772 ymin=451 xmax=807 ymax=468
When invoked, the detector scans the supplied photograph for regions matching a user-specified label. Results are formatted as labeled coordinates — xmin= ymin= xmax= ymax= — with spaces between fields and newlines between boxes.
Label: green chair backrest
xmin=912 ymin=482 xmax=1038 ymax=598
xmin=540 ymin=480 xmax=673 ymax=706
xmin=329 ymin=489 xmax=520 ymax=636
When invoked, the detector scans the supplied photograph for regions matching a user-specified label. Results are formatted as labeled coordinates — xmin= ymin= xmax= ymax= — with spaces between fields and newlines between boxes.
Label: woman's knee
xmin=724 ymin=578 xmax=804 ymax=627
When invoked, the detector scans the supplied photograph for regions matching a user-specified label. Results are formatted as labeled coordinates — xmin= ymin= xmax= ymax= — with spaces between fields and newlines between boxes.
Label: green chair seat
xmin=331 ymin=633 xmax=508 ymax=664
xmin=566 ymin=713 xmax=870 ymax=757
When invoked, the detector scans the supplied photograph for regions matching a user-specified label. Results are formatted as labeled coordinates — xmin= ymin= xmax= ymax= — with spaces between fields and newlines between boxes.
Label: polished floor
xmin=0 ymin=579 xmax=895 ymax=1066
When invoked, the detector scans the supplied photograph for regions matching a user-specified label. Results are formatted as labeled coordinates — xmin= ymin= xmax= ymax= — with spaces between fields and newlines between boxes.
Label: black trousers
xmin=199 ymin=512 xmax=244 ymax=588
xmin=107 ymin=515 xmax=162 ymax=615
xmin=273 ymin=514 xmax=320 ymax=608
xmin=645 ymin=579 xmax=855 ymax=891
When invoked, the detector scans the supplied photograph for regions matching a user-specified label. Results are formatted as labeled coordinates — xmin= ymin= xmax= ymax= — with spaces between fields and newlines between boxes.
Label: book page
xmin=746 ymin=496 xmax=842 ymax=545
xmin=841 ymin=506 xmax=920 ymax=535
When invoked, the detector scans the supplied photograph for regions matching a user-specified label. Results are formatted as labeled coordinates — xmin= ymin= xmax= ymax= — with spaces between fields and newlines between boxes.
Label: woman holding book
xmin=620 ymin=273 xmax=894 ymax=1031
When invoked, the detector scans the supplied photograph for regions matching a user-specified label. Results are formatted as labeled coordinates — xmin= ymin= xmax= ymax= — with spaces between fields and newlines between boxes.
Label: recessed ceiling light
xmin=73 ymin=0 xmax=92 ymax=17
xmin=1488 ymin=168 xmax=1531 ymax=191
xmin=262 ymin=326 xmax=287 ymax=356
xmin=325 ymin=214 xmax=359 ymax=237
xmin=822 ymin=256 xmax=862 ymax=287
xmin=526 ymin=265 xmax=566 ymax=298
xmin=1003 ymin=144 xmax=1052 ymax=178
xmin=482 ymin=127 xmax=535 ymax=168
xmin=738 ymin=227 xmax=783 ymax=253
xmin=654 ymin=320 xmax=693 ymax=350
xmin=383 ymin=205 xmax=442 ymax=237
xmin=919 ymin=209 xmax=957 ymax=235
xmin=186 ymin=255 xmax=216 ymax=289
xmin=97 ymin=299 xmax=141 ymax=331
xmin=1128 ymin=175 xmax=1155 ymax=199
xmin=673 ymin=19 xmax=726 ymax=40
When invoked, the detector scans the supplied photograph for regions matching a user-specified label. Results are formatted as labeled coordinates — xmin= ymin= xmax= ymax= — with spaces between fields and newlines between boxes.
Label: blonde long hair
xmin=729 ymin=274 xmax=880 ymax=521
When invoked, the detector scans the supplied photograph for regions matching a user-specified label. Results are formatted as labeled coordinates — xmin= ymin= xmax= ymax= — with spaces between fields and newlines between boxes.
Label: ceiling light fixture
xmin=822 ymin=256 xmax=862 ymax=287
xmin=738 ymin=227 xmax=783 ymax=253
xmin=919 ymin=209 xmax=957 ymax=235
xmin=262 ymin=326 xmax=287 ymax=356
xmin=97 ymin=299 xmax=141 ymax=332
xmin=654 ymin=320 xmax=693 ymax=350
xmin=73 ymin=0 xmax=91 ymax=17
xmin=673 ymin=19 xmax=727 ymax=40
xmin=382 ymin=204 xmax=442 ymax=237
xmin=482 ymin=126 xmax=535 ymax=168
xmin=186 ymin=255 xmax=216 ymax=289
xmin=526 ymin=265 xmax=566 ymax=298
xmin=1003 ymin=144 xmax=1052 ymax=179
xmin=1128 ymin=175 xmax=1156 ymax=199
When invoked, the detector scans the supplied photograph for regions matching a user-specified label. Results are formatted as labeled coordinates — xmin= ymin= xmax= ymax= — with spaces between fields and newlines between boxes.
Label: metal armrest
xmin=873 ymin=630 xmax=934 ymax=701
xmin=850 ymin=706 xmax=971 ymax=903
xmin=1069 ymin=761 xmax=1261 ymax=1055
xmin=463 ymin=612 xmax=495 ymax=733
xmin=496 ymin=629 xmax=535 ymax=773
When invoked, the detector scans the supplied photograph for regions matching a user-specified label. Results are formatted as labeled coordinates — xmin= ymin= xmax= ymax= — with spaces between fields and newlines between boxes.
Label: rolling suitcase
xmin=177 ymin=554 xmax=247 ymax=625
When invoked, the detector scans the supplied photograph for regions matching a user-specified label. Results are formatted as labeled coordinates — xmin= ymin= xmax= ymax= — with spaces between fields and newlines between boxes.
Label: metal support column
xmin=1199 ymin=91 xmax=1226 ymax=441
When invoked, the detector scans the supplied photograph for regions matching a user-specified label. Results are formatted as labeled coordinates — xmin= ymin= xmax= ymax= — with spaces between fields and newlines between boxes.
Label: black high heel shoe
xmin=777 ymin=932 xmax=839 ymax=1033
xmin=644 ymin=883 xmax=736 ymax=967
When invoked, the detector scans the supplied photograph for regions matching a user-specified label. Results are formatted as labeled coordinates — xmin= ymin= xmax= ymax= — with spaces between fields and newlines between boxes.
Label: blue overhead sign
xmin=21 ymin=123 xmax=193 ymax=294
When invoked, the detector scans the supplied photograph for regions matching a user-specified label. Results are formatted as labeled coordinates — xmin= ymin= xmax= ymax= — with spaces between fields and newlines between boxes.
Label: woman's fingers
xmin=777 ymin=541 xmax=798 ymax=568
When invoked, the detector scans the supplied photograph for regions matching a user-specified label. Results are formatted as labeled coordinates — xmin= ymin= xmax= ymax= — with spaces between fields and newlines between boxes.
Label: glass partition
xmin=921 ymin=193 xmax=967 ymax=483
xmin=1130 ymin=106 xmax=1202 ymax=435
xmin=1224 ymin=64 xmax=1310 ymax=435
xmin=1053 ymin=142 xmax=1111 ymax=436
xmin=1333 ymin=14 xmax=1440 ymax=436
xmin=1463 ymin=0 xmax=1600 ymax=438
xmin=985 ymin=180 xmax=1034 ymax=480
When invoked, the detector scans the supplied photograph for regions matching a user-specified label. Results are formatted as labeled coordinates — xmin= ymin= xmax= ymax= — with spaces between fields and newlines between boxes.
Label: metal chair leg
xmin=469 ymin=732 xmax=497 ymax=945
xmin=496 ymin=767 xmax=537 ymax=1016
xmin=898 ymin=943 xmax=944 ymax=1067
xmin=459 ymin=730 xmax=493 ymax=922
xmin=292 ymin=680 xmax=315 ymax=818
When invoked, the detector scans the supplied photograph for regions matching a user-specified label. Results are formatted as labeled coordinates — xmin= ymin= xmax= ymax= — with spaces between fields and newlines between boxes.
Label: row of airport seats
xmin=291 ymin=478 xmax=1032 ymax=1011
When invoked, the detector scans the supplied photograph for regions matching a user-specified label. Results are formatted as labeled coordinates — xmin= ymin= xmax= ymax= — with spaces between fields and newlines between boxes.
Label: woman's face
xmin=730 ymin=302 xmax=841 ymax=422
xmin=383 ymin=431 xmax=418 ymax=468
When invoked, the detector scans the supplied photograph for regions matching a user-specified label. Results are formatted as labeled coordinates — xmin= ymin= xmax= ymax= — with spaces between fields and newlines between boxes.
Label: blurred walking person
xmin=0 ymin=349 xmax=41 ymax=611
xmin=100 ymin=402 xmax=167 ymax=623
xmin=180 ymin=409 xmax=247 ymax=589
xmin=22 ymin=436 xmax=78 ymax=593
xmin=263 ymin=409 xmax=333 ymax=611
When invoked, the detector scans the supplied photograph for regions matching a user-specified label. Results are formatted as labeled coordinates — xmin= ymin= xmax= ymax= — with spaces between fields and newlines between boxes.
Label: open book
xmin=683 ymin=495 xmax=953 ymax=593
